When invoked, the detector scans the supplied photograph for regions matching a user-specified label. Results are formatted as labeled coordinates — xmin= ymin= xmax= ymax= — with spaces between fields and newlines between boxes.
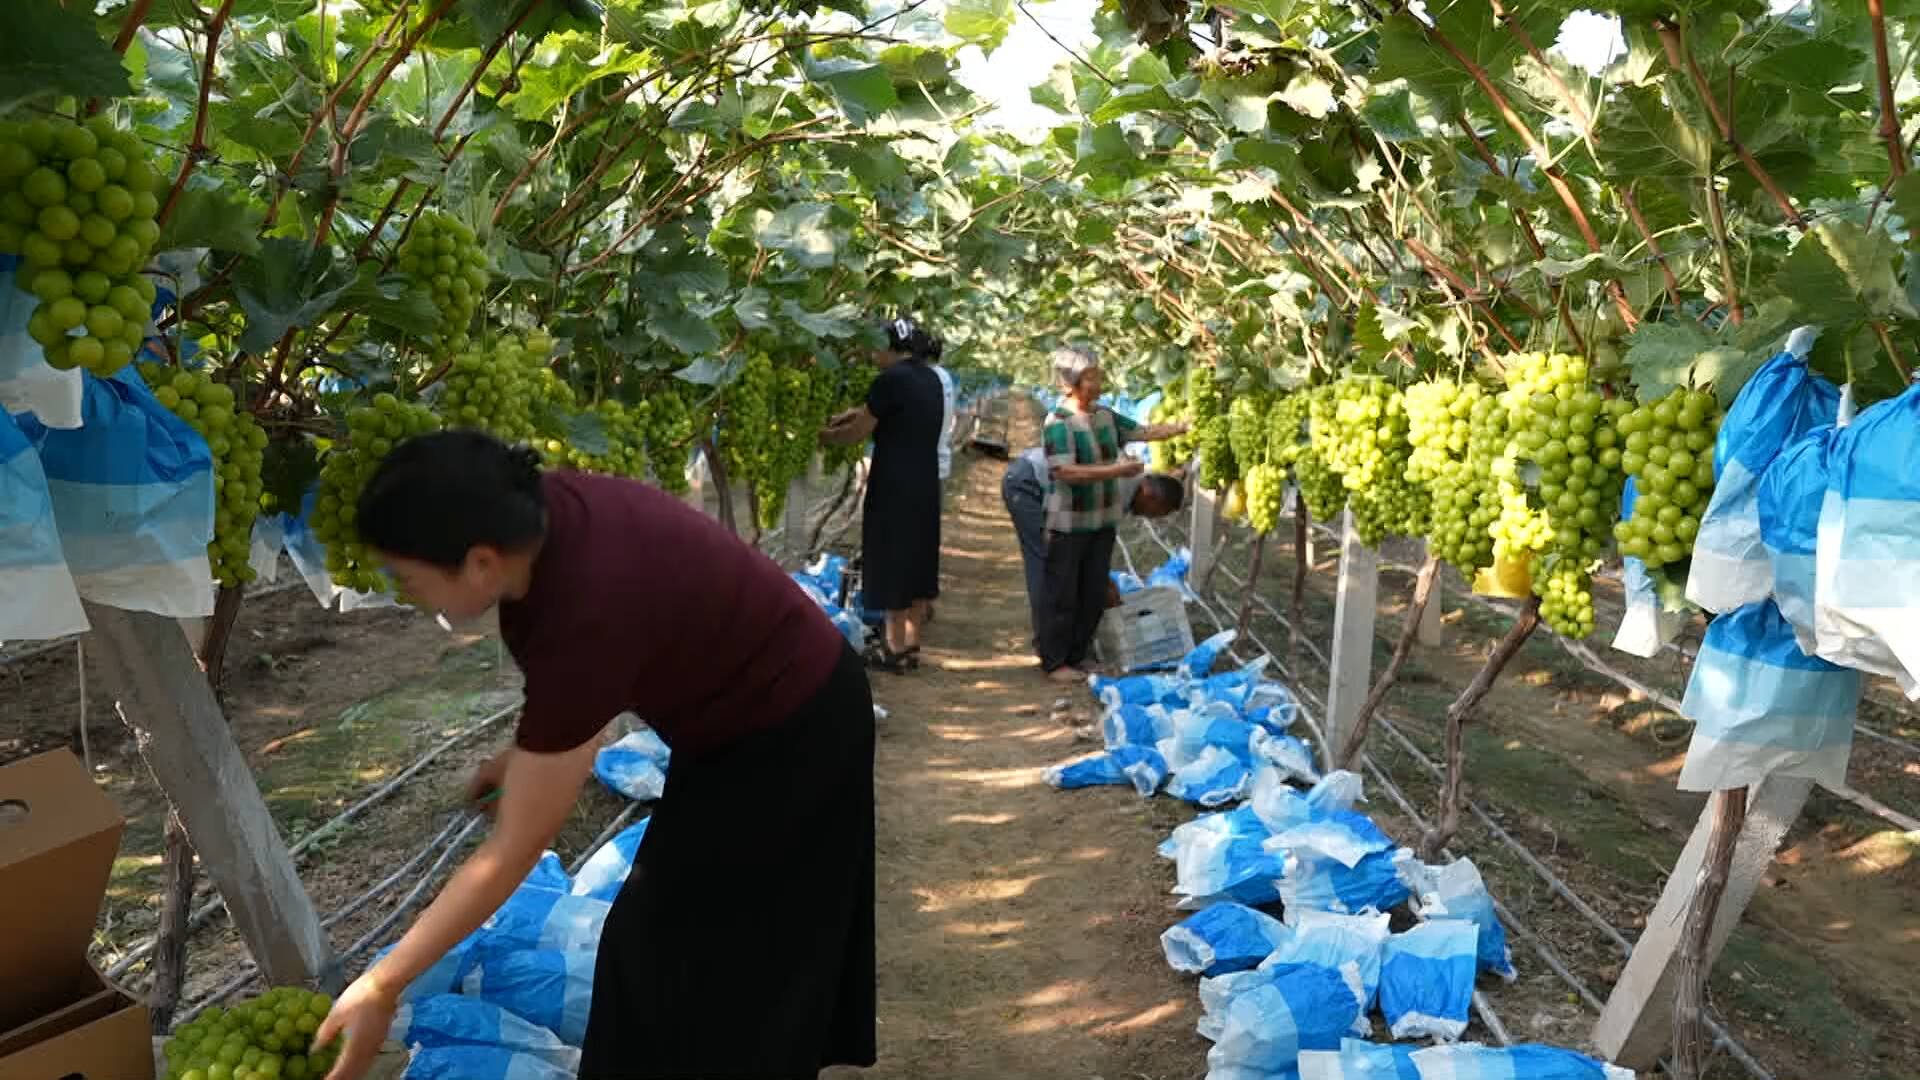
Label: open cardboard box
xmin=0 ymin=750 xmax=154 ymax=1080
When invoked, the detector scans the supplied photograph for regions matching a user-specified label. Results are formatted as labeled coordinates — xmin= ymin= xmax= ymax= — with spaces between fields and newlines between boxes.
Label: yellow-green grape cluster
xmin=1614 ymin=386 xmax=1721 ymax=571
xmin=754 ymin=365 xmax=827 ymax=531
xmin=138 ymin=363 xmax=268 ymax=587
xmin=160 ymin=987 xmax=336 ymax=1080
xmin=1488 ymin=353 xmax=1630 ymax=638
xmin=1190 ymin=367 xmax=1235 ymax=490
xmin=1244 ymin=461 xmax=1285 ymax=535
xmin=312 ymin=395 xmax=440 ymax=592
xmin=1404 ymin=380 xmax=1482 ymax=485
xmin=1226 ymin=390 xmax=1271 ymax=472
xmin=562 ymin=398 xmax=650 ymax=477
xmin=397 ymin=211 xmax=488 ymax=354
xmin=1156 ymin=376 xmax=1194 ymax=469
xmin=0 ymin=115 xmax=163 ymax=375
xmin=1427 ymin=393 xmax=1507 ymax=575
xmin=1296 ymin=387 xmax=1347 ymax=521
xmin=1266 ymin=392 xmax=1308 ymax=468
xmin=646 ymin=383 xmax=696 ymax=493
xmin=1317 ymin=376 xmax=1423 ymax=545
xmin=718 ymin=352 xmax=775 ymax=488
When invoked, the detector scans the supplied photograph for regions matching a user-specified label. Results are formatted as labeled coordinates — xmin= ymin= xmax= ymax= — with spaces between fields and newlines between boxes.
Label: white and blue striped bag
xmin=1687 ymin=329 xmax=1837 ymax=614
xmin=1407 ymin=1043 xmax=1634 ymax=1080
xmin=1298 ymin=1039 xmax=1418 ymax=1080
xmin=1168 ymin=744 xmax=1254 ymax=807
xmin=1205 ymin=962 xmax=1366 ymax=1075
xmin=1396 ymin=855 xmax=1516 ymax=982
xmin=479 ymin=885 xmax=610 ymax=955
xmin=1268 ymin=811 xmax=1395 ymax=870
xmin=1611 ymin=480 xmax=1689 ymax=659
xmin=1162 ymin=902 xmax=1291 ymax=976
xmin=593 ymin=726 xmax=671 ymax=801
xmin=391 ymin=994 xmax=580 ymax=1073
xmin=1379 ymin=918 xmax=1479 ymax=1042
xmin=1756 ymin=424 xmax=1835 ymax=653
xmin=570 ymin=817 xmax=650 ymax=902
xmin=1277 ymin=848 xmax=1411 ymax=925
xmin=1263 ymin=910 xmax=1392 ymax=1017
xmin=460 ymin=949 xmax=595 ymax=1047
xmin=1812 ymin=382 xmax=1920 ymax=696
xmin=1172 ymin=822 xmax=1288 ymax=909
xmin=403 ymin=1045 xmax=577 ymax=1080
xmin=1677 ymin=599 xmax=1861 ymax=792
xmin=16 ymin=367 xmax=215 ymax=616
xmin=0 ymin=409 xmax=85 ymax=639
xmin=0 ymin=255 xmax=82 ymax=427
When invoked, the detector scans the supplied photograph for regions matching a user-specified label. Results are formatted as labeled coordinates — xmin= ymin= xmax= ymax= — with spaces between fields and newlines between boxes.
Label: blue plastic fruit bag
xmin=1298 ymin=1039 xmax=1419 ymax=1080
xmin=1395 ymin=855 xmax=1515 ymax=982
xmin=1044 ymin=744 xmax=1168 ymax=793
xmin=1206 ymin=962 xmax=1365 ymax=1074
xmin=1263 ymin=910 xmax=1392 ymax=1015
xmin=1278 ymin=849 xmax=1410 ymax=924
xmin=571 ymin=817 xmax=650 ymax=902
xmin=1185 ymin=629 xmax=1239 ymax=678
xmin=1168 ymin=744 xmax=1254 ymax=807
xmin=1406 ymin=1043 xmax=1634 ymax=1080
xmin=1678 ymin=598 xmax=1860 ymax=792
xmin=594 ymin=726 xmax=671 ymax=801
xmin=403 ymin=1044 xmax=579 ymax=1080
xmin=390 ymin=994 xmax=579 ymax=1071
xmin=1757 ymin=424 xmax=1837 ymax=652
xmin=1812 ymin=381 xmax=1920 ymax=695
xmin=1267 ymin=811 xmax=1394 ymax=870
xmin=460 ymin=949 xmax=595 ymax=1047
xmin=1379 ymin=919 xmax=1479 ymax=1042
xmin=0 ymin=410 xmax=85 ymax=639
xmin=1162 ymin=902 xmax=1291 ymax=976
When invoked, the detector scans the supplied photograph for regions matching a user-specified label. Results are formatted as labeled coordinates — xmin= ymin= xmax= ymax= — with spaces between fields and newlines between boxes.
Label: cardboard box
xmin=0 ymin=750 xmax=153 ymax=1080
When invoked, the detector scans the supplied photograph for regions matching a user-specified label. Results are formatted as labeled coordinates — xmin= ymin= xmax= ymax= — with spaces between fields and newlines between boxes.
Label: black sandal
xmin=902 ymin=646 xmax=923 ymax=671
xmin=864 ymin=643 xmax=910 ymax=674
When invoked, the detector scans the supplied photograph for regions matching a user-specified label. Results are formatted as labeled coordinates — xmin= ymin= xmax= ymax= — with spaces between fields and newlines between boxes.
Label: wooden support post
xmin=1417 ymin=545 xmax=1444 ymax=647
xmin=82 ymin=602 xmax=337 ymax=991
xmin=1593 ymin=775 xmax=1814 ymax=1069
xmin=1323 ymin=510 xmax=1378 ymax=766
xmin=1190 ymin=463 xmax=1219 ymax=586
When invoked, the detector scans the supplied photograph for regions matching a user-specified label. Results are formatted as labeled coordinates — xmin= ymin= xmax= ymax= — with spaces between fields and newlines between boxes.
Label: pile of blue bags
xmin=381 ymin=818 xmax=651 ymax=1077
xmin=1045 ymin=641 xmax=1637 ymax=1079
xmin=787 ymin=552 xmax=869 ymax=647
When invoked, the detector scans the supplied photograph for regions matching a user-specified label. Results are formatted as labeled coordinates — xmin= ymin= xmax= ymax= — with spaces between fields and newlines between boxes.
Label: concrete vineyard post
xmin=1324 ymin=509 xmax=1378 ymax=769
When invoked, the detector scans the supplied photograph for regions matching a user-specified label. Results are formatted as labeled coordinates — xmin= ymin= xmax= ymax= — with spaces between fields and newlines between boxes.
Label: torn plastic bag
xmin=1395 ymin=855 xmax=1515 ymax=982
xmin=1268 ymin=811 xmax=1394 ymax=869
xmin=1164 ymin=704 xmax=1258 ymax=768
xmin=1611 ymin=481 xmax=1688 ymax=660
xmin=1298 ymin=1039 xmax=1419 ymax=1080
xmin=1379 ymin=919 xmax=1479 ymax=1042
xmin=1263 ymin=910 xmax=1392 ymax=1016
xmin=403 ymin=1045 xmax=578 ymax=1080
xmin=594 ymin=726 xmax=671 ymax=801
xmin=1757 ymin=424 xmax=1835 ymax=652
xmin=1688 ymin=331 xmax=1837 ymax=614
xmin=1251 ymin=769 xmax=1313 ymax=833
xmin=1185 ymin=629 xmax=1240 ymax=678
xmin=1044 ymin=744 xmax=1169 ymax=795
xmin=0 ymin=409 xmax=85 ymax=639
xmin=1677 ymin=598 xmax=1860 ymax=793
xmin=1278 ymin=848 xmax=1411 ymax=925
xmin=1406 ymin=1043 xmax=1634 ymax=1080
xmin=460 ymin=949 xmax=595 ymax=1047
xmin=1305 ymin=771 xmax=1365 ymax=815
xmin=1162 ymin=902 xmax=1291 ymax=976
xmin=1251 ymin=727 xmax=1321 ymax=785
xmin=1103 ymin=702 xmax=1174 ymax=750
xmin=390 ymin=994 xmax=580 ymax=1072
xmin=1812 ymin=381 xmax=1920 ymax=696
xmin=571 ymin=817 xmax=650 ymax=902
xmin=1205 ymin=962 xmax=1366 ymax=1074
xmin=1168 ymin=744 xmax=1254 ymax=807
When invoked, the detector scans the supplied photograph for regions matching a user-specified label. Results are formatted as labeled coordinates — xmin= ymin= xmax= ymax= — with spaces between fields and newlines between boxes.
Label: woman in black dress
xmin=821 ymin=318 xmax=945 ymax=672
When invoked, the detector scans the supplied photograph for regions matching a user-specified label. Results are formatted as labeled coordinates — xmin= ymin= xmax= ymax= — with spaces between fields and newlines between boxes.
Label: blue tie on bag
xmin=0 ymin=409 xmax=85 ymax=639
xmin=17 ymin=366 xmax=216 ymax=616
xmin=1811 ymin=382 xmax=1920 ymax=695
xmin=1298 ymin=1039 xmax=1420 ymax=1080
xmin=1395 ymin=855 xmax=1516 ymax=982
xmin=1687 ymin=332 xmax=1838 ymax=614
xmin=1162 ymin=902 xmax=1291 ymax=976
xmin=1677 ymin=598 xmax=1861 ymax=792
xmin=571 ymin=817 xmax=650 ymax=902
xmin=1278 ymin=848 xmax=1411 ymax=924
xmin=390 ymin=994 xmax=581 ymax=1073
xmin=1406 ymin=1043 xmax=1634 ymax=1080
xmin=1379 ymin=919 xmax=1479 ymax=1042
xmin=594 ymin=727 xmax=671 ymax=801
xmin=1205 ymin=962 xmax=1365 ymax=1075
xmin=1757 ymin=423 xmax=1837 ymax=653
xmin=459 ymin=949 xmax=596 ymax=1047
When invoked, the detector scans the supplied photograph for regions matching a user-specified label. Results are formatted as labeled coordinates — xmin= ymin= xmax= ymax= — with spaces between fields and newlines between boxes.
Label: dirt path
xmin=842 ymin=413 xmax=1205 ymax=1080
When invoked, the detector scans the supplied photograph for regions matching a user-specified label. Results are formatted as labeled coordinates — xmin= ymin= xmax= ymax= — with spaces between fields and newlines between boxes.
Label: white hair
xmin=1051 ymin=344 xmax=1100 ymax=389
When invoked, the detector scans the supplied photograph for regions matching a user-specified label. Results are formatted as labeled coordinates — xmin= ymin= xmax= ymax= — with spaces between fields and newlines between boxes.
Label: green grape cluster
xmin=1244 ymin=461 xmax=1285 ymax=535
xmin=1226 ymin=390 xmax=1272 ymax=472
xmin=1426 ymin=392 xmax=1507 ymax=575
xmin=754 ymin=365 xmax=830 ymax=531
xmin=1155 ymin=375 xmax=1194 ymax=469
xmin=645 ymin=383 xmax=696 ymax=493
xmin=138 ymin=363 xmax=268 ymax=587
xmin=397 ymin=211 xmax=488 ymax=354
xmin=562 ymin=398 xmax=650 ymax=478
xmin=1190 ymin=366 xmax=1235 ymax=489
xmin=0 ymin=115 xmax=164 ymax=375
xmin=161 ymin=987 xmax=337 ymax=1080
xmin=1296 ymin=386 xmax=1347 ymax=521
xmin=1403 ymin=380 xmax=1482 ymax=485
xmin=718 ymin=353 xmax=775 ymax=495
xmin=1487 ymin=353 xmax=1631 ymax=638
xmin=312 ymin=394 xmax=441 ymax=592
xmin=438 ymin=331 xmax=557 ymax=441
xmin=1313 ymin=375 xmax=1424 ymax=545
xmin=1266 ymin=392 xmax=1308 ymax=468
xmin=1613 ymin=386 xmax=1721 ymax=571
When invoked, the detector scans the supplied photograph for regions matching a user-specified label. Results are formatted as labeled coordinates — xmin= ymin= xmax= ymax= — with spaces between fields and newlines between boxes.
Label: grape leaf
xmin=1891 ymin=173 xmax=1920 ymax=246
xmin=233 ymin=240 xmax=357 ymax=355
xmin=649 ymin=309 xmax=722 ymax=355
xmin=1599 ymin=86 xmax=1711 ymax=179
xmin=781 ymin=299 xmax=862 ymax=338
xmin=0 ymin=0 xmax=134 ymax=112
xmin=1747 ymin=37 xmax=1866 ymax=93
xmin=945 ymin=0 xmax=1016 ymax=53
xmin=157 ymin=187 xmax=265 ymax=256
xmin=806 ymin=58 xmax=899 ymax=125
xmin=1774 ymin=221 xmax=1915 ymax=323
xmin=533 ymin=402 xmax=611 ymax=456
xmin=673 ymin=354 xmax=743 ymax=385
xmin=733 ymin=288 xmax=772 ymax=329
xmin=1623 ymin=321 xmax=1714 ymax=399
xmin=754 ymin=204 xmax=843 ymax=269
xmin=1360 ymin=87 xmax=1421 ymax=142
xmin=343 ymin=270 xmax=439 ymax=337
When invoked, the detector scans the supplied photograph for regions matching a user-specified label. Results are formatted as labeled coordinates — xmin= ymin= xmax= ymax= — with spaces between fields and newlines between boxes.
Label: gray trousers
xmin=1001 ymin=460 xmax=1048 ymax=649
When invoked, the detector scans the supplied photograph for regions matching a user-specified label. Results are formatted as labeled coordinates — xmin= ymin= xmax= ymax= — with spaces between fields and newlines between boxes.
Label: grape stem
xmin=1337 ymin=552 xmax=1438 ymax=771
xmin=155 ymin=0 xmax=237 ymax=231
xmin=1420 ymin=594 xmax=1540 ymax=862
xmin=265 ymin=2 xmax=411 ymax=230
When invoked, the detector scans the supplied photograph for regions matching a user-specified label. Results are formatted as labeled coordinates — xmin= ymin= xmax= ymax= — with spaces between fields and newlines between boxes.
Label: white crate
xmin=1094 ymin=586 xmax=1194 ymax=671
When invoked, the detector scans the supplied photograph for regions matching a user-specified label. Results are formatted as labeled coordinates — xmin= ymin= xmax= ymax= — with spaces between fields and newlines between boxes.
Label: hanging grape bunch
xmin=1431 ymin=389 xmax=1507 ymax=576
xmin=1319 ymin=375 xmax=1424 ymax=545
xmin=1226 ymin=389 xmax=1272 ymax=472
xmin=397 ymin=211 xmax=488 ymax=354
xmin=719 ymin=352 xmax=775 ymax=489
xmin=561 ymin=398 xmax=650 ymax=478
xmin=646 ymin=383 xmax=696 ymax=493
xmin=1244 ymin=461 xmax=1285 ymax=535
xmin=1614 ymin=386 xmax=1721 ymax=572
xmin=0 ymin=115 xmax=163 ymax=376
xmin=1296 ymin=386 xmax=1347 ymax=522
xmin=138 ymin=363 xmax=269 ymax=587
xmin=755 ymin=364 xmax=822 ymax=531
xmin=1265 ymin=391 xmax=1307 ymax=469
xmin=160 ymin=987 xmax=338 ymax=1080
xmin=1156 ymin=375 xmax=1193 ymax=469
xmin=312 ymin=394 xmax=441 ymax=593
xmin=1190 ymin=366 xmax=1235 ymax=490
xmin=1488 ymin=353 xmax=1632 ymax=638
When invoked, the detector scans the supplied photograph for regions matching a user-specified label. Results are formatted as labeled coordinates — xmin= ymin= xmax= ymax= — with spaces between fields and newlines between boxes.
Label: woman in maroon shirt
xmin=313 ymin=430 xmax=876 ymax=1080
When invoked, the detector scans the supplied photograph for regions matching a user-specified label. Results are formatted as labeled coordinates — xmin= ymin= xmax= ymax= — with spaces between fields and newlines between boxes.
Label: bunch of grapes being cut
xmin=160 ymin=987 xmax=338 ymax=1080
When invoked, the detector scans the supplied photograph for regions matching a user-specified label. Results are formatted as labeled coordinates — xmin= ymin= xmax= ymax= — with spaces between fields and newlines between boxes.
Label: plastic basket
xmin=1094 ymin=585 xmax=1195 ymax=671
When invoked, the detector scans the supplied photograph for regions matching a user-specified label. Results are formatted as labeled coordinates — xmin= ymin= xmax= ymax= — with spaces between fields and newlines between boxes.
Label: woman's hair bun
xmin=505 ymin=444 xmax=544 ymax=494
xmin=885 ymin=315 xmax=942 ymax=363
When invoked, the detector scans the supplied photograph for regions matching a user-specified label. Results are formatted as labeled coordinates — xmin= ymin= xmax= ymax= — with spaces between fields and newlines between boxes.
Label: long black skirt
xmin=576 ymin=645 xmax=877 ymax=1078
xmin=860 ymin=481 xmax=940 ymax=611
